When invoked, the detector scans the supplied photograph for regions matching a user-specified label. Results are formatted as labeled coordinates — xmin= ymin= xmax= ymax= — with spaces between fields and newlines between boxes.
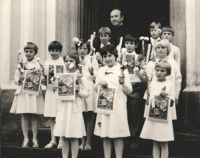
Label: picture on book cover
xmin=148 ymin=95 xmax=171 ymax=123
xmin=22 ymin=70 xmax=42 ymax=95
xmin=48 ymin=65 xmax=64 ymax=85
xmin=48 ymin=65 xmax=55 ymax=85
xmin=58 ymin=73 xmax=75 ymax=96
xmin=56 ymin=65 xmax=64 ymax=74
xmin=96 ymin=86 xmax=116 ymax=114
xmin=126 ymin=54 xmax=135 ymax=74
xmin=122 ymin=54 xmax=135 ymax=74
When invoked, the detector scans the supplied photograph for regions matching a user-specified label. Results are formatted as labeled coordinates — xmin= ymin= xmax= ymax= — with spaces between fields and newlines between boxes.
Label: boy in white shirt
xmin=99 ymin=27 xmax=111 ymax=48
xmin=146 ymin=22 xmax=162 ymax=62
xmin=93 ymin=27 xmax=112 ymax=67
xmin=123 ymin=34 xmax=148 ymax=151
xmin=161 ymin=26 xmax=181 ymax=66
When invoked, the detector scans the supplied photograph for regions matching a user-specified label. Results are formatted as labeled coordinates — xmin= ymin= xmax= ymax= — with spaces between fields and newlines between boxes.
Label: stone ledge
xmin=183 ymin=86 xmax=200 ymax=92
xmin=0 ymin=81 xmax=18 ymax=89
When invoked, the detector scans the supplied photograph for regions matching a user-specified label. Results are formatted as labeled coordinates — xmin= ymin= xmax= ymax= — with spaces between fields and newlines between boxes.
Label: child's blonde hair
xmin=155 ymin=61 xmax=171 ymax=76
xmin=98 ymin=27 xmax=111 ymax=36
xmin=154 ymin=39 xmax=171 ymax=55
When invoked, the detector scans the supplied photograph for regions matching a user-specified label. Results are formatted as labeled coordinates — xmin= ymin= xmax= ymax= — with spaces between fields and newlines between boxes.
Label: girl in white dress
xmin=75 ymin=39 xmax=98 ymax=150
xmin=43 ymin=41 xmax=65 ymax=149
xmin=145 ymin=39 xmax=181 ymax=105
xmin=94 ymin=44 xmax=132 ymax=158
xmin=10 ymin=42 xmax=44 ymax=148
xmin=140 ymin=61 xmax=176 ymax=158
xmin=53 ymin=52 xmax=89 ymax=158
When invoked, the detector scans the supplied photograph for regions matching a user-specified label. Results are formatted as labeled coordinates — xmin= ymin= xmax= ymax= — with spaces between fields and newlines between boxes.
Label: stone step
xmin=2 ymin=139 xmax=200 ymax=158
xmin=2 ymin=128 xmax=200 ymax=158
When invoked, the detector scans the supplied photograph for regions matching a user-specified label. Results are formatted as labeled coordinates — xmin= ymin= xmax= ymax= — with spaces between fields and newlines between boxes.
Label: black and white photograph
xmin=1 ymin=0 xmax=200 ymax=158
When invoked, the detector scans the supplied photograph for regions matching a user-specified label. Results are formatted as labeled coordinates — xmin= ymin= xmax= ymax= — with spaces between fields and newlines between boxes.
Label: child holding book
xmin=53 ymin=52 xmax=89 ymax=158
xmin=145 ymin=39 xmax=182 ymax=105
xmin=161 ymin=26 xmax=181 ymax=66
xmin=10 ymin=42 xmax=44 ymax=148
xmin=94 ymin=44 xmax=132 ymax=158
xmin=140 ymin=61 xmax=177 ymax=158
xmin=75 ymin=39 xmax=98 ymax=150
xmin=43 ymin=41 xmax=65 ymax=149
xmin=121 ymin=34 xmax=148 ymax=151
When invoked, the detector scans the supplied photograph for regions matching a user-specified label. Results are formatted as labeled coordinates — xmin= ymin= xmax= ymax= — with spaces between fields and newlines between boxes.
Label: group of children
xmin=10 ymin=21 xmax=182 ymax=158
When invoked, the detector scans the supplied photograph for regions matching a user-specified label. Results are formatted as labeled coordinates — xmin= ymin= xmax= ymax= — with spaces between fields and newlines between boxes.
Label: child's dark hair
xmin=48 ymin=41 xmax=63 ymax=52
xmin=150 ymin=22 xmax=162 ymax=29
xmin=63 ymin=52 xmax=80 ymax=68
xmin=162 ymin=26 xmax=174 ymax=36
xmin=99 ymin=44 xmax=118 ymax=59
xmin=155 ymin=61 xmax=171 ymax=76
xmin=75 ymin=39 xmax=90 ymax=53
xmin=124 ymin=34 xmax=138 ymax=45
xmin=24 ymin=42 xmax=38 ymax=54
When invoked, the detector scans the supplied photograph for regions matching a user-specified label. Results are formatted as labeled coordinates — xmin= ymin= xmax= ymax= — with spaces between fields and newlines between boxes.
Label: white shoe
xmin=57 ymin=143 xmax=62 ymax=149
xmin=44 ymin=141 xmax=57 ymax=149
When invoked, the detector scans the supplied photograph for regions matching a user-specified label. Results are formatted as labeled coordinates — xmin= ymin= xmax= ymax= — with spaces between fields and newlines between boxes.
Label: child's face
xmin=125 ymin=41 xmax=137 ymax=53
xmin=24 ymin=49 xmax=36 ymax=61
xmin=49 ymin=49 xmax=61 ymax=60
xmin=155 ymin=45 xmax=168 ymax=59
xmin=103 ymin=52 xmax=116 ymax=67
xmin=155 ymin=67 xmax=167 ymax=81
xmin=78 ymin=43 xmax=88 ymax=58
xmin=150 ymin=26 xmax=161 ymax=39
xmin=161 ymin=31 xmax=173 ymax=43
xmin=64 ymin=56 xmax=76 ymax=70
xmin=99 ymin=33 xmax=110 ymax=45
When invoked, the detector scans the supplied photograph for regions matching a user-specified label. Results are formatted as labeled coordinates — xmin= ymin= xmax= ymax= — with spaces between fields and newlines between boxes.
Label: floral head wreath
xmin=73 ymin=37 xmax=82 ymax=46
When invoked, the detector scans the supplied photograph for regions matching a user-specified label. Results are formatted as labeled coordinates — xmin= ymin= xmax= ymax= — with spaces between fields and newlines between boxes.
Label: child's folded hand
xmin=88 ymin=67 xmax=94 ymax=76
xmin=77 ymin=72 xmax=83 ymax=79
xmin=90 ymin=75 xmax=96 ymax=82
xmin=75 ymin=84 xmax=80 ymax=93
xmin=52 ymin=87 xmax=57 ymax=92
xmin=99 ymin=81 xmax=108 ymax=88
xmin=19 ymin=75 xmax=25 ymax=83
xmin=118 ymin=76 xmax=124 ymax=85
xmin=160 ymin=91 xmax=168 ymax=97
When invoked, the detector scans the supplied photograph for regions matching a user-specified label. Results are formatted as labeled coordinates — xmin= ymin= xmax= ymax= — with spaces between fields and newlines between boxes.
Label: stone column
xmin=1 ymin=0 xmax=11 ymax=88
xmin=170 ymin=0 xmax=186 ymax=88
xmin=195 ymin=0 xmax=200 ymax=87
xmin=56 ymin=0 xmax=80 ymax=56
xmin=46 ymin=0 xmax=56 ymax=59
xmin=185 ymin=0 xmax=197 ymax=88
